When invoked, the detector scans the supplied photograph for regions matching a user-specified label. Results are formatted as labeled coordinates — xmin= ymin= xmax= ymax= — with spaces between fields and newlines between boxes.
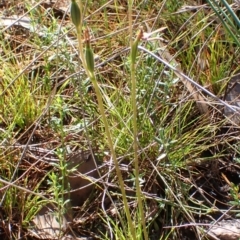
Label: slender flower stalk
xmin=130 ymin=27 xmax=148 ymax=240
xmin=83 ymin=28 xmax=136 ymax=239
xmin=70 ymin=1 xmax=136 ymax=238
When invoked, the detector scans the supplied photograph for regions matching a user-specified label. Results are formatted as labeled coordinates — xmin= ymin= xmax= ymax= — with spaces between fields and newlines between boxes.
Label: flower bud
xmin=84 ymin=29 xmax=94 ymax=74
xmin=85 ymin=46 xmax=94 ymax=74
xmin=131 ymin=28 xmax=143 ymax=64
xmin=71 ymin=0 xmax=81 ymax=27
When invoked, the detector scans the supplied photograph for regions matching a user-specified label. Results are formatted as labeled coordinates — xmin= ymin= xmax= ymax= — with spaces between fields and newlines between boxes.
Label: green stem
xmin=90 ymin=75 xmax=136 ymax=239
xmin=73 ymin=1 xmax=136 ymax=237
xmin=130 ymin=28 xmax=148 ymax=240
xmin=130 ymin=59 xmax=148 ymax=240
